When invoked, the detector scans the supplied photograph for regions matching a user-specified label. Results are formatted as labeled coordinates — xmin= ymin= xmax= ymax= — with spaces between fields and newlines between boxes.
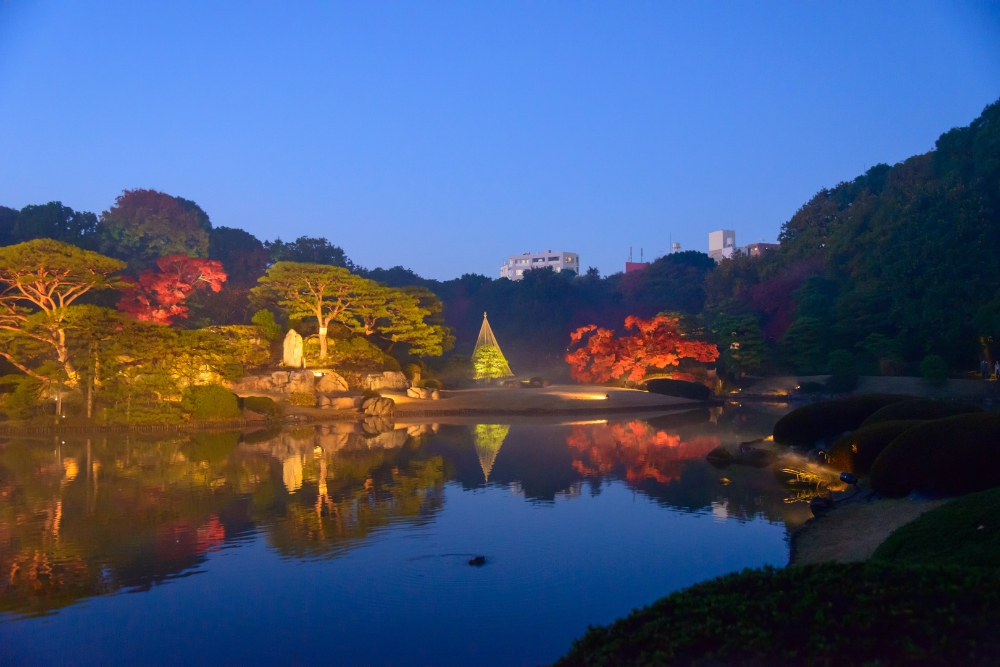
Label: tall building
xmin=708 ymin=230 xmax=736 ymax=261
xmin=501 ymin=250 xmax=579 ymax=280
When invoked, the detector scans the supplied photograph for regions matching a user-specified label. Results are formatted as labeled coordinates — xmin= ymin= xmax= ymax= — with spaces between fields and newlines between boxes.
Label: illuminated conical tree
xmin=472 ymin=312 xmax=513 ymax=380
xmin=473 ymin=423 xmax=510 ymax=482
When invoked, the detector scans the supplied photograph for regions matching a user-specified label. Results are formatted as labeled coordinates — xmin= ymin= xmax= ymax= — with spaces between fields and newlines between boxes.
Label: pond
xmin=0 ymin=404 xmax=811 ymax=666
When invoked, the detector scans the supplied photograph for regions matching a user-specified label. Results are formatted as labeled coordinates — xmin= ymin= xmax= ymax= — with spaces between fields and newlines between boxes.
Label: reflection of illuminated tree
xmin=472 ymin=424 xmax=510 ymax=482
xmin=0 ymin=427 xmax=449 ymax=615
xmin=567 ymin=421 xmax=720 ymax=485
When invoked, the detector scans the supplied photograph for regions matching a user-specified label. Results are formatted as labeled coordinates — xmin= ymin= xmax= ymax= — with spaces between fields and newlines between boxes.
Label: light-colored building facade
xmin=708 ymin=230 xmax=737 ymax=262
xmin=708 ymin=230 xmax=779 ymax=262
xmin=501 ymin=250 xmax=579 ymax=280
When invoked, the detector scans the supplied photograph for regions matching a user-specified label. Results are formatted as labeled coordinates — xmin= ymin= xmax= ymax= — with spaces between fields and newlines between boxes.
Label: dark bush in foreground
xmin=873 ymin=487 xmax=1000 ymax=569
xmin=870 ymin=413 xmax=1000 ymax=498
xmin=241 ymin=395 xmax=282 ymax=417
xmin=181 ymin=384 xmax=242 ymax=420
xmin=861 ymin=398 xmax=982 ymax=426
xmin=826 ymin=420 xmax=923 ymax=475
xmin=553 ymin=562 xmax=1000 ymax=667
xmin=645 ymin=379 xmax=711 ymax=401
xmin=422 ymin=379 xmax=443 ymax=390
xmin=772 ymin=394 xmax=907 ymax=448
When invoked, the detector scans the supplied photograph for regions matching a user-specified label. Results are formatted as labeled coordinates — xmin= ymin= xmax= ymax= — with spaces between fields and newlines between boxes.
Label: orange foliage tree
xmin=565 ymin=315 xmax=718 ymax=383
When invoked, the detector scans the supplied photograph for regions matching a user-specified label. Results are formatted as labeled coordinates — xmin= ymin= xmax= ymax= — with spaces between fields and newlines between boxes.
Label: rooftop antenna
xmin=640 ymin=248 xmax=644 ymax=262
xmin=629 ymin=246 xmax=633 ymax=262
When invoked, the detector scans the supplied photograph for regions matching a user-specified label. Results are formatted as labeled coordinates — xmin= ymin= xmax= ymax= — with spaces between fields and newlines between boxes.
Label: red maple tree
xmin=565 ymin=315 xmax=718 ymax=383
xmin=117 ymin=254 xmax=227 ymax=325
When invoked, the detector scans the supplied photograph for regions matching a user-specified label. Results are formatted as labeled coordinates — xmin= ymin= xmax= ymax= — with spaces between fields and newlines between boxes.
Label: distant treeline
xmin=4 ymin=97 xmax=998 ymax=379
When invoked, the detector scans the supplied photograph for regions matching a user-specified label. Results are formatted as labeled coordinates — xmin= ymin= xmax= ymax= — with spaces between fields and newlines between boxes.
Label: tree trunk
xmin=319 ymin=328 xmax=328 ymax=360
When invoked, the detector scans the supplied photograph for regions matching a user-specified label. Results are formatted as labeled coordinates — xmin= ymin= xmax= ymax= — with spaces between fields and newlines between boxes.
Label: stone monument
xmin=282 ymin=329 xmax=304 ymax=368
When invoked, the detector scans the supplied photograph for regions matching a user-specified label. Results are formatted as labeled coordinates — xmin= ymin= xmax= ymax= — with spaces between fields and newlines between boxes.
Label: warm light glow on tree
xmin=116 ymin=254 xmax=227 ymax=325
xmin=0 ymin=239 xmax=125 ymax=386
xmin=565 ymin=315 xmax=719 ymax=383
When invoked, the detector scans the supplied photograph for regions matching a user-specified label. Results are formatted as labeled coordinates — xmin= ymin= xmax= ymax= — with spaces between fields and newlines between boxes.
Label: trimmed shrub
xmin=362 ymin=389 xmax=381 ymax=399
xmin=181 ymin=384 xmax=241 ymax=420
xmin=861 ymin=398 xmax=983 ymax=426
xmin=0 ymin=376 xmax=43 ymax=420
xmin=826 ymin=420 xmax=923 ymax=475
xmin=873 ymin=487 xmax=1000 ymax=569
xmin=920 ymin=354 xmax=949 ymax=386
xmin=870 ymin=413 xmax=1000 ymax=498
xmin=772 ymin=394 xmax=907 ymax=448
xmin=422 ymin=379 xmax=442 ymax=390
xmin=797 ymin=381 xmax=824 ymax=394
xmin=287 ymin=392 xmax=317 ymax=407
xmin=553 ymin=562 xmax=1000 ymax=667
xmin=825 ymin=349 xmax=858 ymax=391
xmin=645 ymin=378 xmax=711 ymax=401
xmin=241 ymin=395 xmax=282 ymax=418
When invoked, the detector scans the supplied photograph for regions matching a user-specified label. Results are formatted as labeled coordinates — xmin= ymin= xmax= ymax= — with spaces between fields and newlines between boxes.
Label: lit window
xmin=566 ymin=257 xmax=573 ymax=262
xmin=515 ymin=269 xmax=523 ymax=275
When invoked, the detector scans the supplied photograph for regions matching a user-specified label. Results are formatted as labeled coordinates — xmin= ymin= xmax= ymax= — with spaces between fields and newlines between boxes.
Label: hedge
xmin=645 ymin=379 xmax=711 ymax=401
xmin=870 ymin=413 xmax=1000 ymax=498
xmin=826 ymin=420 xmax=923 ymax=476
xmin=241 ymin=395 xmax=282 ymax=418
xmin=873 ymin=487 xmax=1000 ymax=569
xmin=181 ymin=384 xmax=242 ymax=420
xmin=861 ymin=398 xmax=982 ymax=427
xmin=772 ymin=394 xmax=907 ymax=448
xmin=552 ymin=562 xmax=1000 ymax=667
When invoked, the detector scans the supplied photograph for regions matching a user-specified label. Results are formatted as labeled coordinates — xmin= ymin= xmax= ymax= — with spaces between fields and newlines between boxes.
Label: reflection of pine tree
xmin=473 ymin=423 xmax=510 ymax=482
xmin=472 ymin=313 xmax=513 ymax=380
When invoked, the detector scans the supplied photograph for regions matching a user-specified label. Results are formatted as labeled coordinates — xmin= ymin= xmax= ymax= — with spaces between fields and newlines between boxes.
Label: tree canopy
xmin=99 ymin=189 xmax=211 ymax=271
xmin=0 ymin=239 xmax=125 ymax=386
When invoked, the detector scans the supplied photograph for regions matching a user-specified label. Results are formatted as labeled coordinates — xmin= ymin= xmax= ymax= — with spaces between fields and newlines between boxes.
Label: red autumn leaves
xmin=565 ymin=315 xmax=719 ymax=383
xmin=117 ymin=254 xmax=227 ymax=325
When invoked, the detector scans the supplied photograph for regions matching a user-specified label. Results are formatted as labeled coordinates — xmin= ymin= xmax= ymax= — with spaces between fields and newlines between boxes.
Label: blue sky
xmin=1 ymin=1 xmax=998 ymax=279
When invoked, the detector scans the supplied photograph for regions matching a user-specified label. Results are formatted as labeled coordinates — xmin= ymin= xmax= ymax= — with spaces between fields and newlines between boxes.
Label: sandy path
xmin=388 ymin=385 xmax=699 ymax=416
xmin=790 ymin=497 xmax=951 ymax=565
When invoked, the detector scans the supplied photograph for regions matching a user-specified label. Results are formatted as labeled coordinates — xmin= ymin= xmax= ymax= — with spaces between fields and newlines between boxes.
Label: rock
xmin=319 ymin=396 xmax=331 ymax=407
xmin=430 ymin=390 xmax=440 ymax=400
xmin=362 ymin=396 xmax=395 ymax=417
xmin=316 ymin=372 xmax=348 ymax=393
xmin=287 ymin=370 xmax=315 ymax=394
xmin=363 ymin=371 xmax=410 ymax=391
xmin=271 ymin=371 xmax=291 ymax=387
xmin=328 ymin=397 xmax=357 ymax=410
xmin=406 ymin=387 xmax=420 ymax=398
xmin=706 ymin=446 xmax=732 ymax=468
xmin=468 ymin=556 xmax=486 ymax=566
xmin=282 ymin=329 xmax=304 ymax=368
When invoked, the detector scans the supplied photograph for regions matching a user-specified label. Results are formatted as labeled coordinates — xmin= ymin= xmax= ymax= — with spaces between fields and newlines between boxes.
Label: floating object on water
xmin=718 ymin=478 xmax=731 ymax=485
xmin=469 ymin=556 xmax=486 ymax=566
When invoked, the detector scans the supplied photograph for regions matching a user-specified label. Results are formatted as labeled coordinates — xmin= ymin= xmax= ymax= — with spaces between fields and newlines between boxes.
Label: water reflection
xmin=0 ymin=406 xmax=808 ymax=621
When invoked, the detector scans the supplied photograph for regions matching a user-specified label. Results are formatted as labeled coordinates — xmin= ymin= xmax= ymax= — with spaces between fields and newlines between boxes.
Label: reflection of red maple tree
xmin=565 ymin=316 xmax=718 ymax=383
xmin=567 ymin=421 xmax=720 ymax=484
xmin=117 ymin=254 xmax=227 ymax=324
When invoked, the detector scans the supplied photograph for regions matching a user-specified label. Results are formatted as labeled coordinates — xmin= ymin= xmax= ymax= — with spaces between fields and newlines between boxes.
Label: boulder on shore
xmin=363 ymin=371 xmax=409 ymax=391
xmin=316 ymin=371 xmax=349 ymax=393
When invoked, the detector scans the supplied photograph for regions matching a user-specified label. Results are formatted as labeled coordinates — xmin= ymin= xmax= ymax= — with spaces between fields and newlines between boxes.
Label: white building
xmin=708 ymin=230 xmax=779 ymax=262
xmin=501 ymin=250 xmax=579 ymax=280
xmin=708 ymin=230 xmax=737 ymax=262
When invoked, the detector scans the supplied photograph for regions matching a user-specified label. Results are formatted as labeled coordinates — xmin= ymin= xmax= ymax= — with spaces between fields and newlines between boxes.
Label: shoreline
xmin=789 ymin=495 xmax=950 ymax=565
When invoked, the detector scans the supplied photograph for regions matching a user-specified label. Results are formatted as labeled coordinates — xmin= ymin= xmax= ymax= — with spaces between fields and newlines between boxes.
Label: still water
xmin=0 ymin=405 xmax=810 ymax=666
